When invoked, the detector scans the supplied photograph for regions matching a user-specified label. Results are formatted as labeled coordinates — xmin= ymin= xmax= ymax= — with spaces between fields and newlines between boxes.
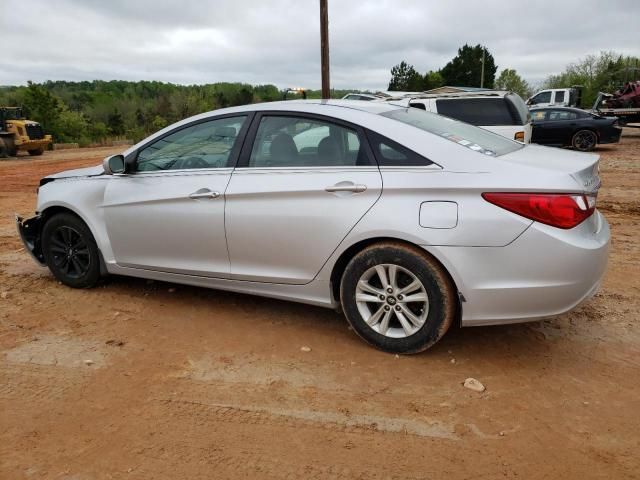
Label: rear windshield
xmin=435 ymin=97 xmax=529 ymax=126
xmin=381 ymin=108 xmax=523 ymax=157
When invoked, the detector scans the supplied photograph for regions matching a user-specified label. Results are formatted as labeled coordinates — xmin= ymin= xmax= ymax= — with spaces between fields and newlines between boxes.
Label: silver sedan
xmin=16 ymin=100 xmax=610 ymax=353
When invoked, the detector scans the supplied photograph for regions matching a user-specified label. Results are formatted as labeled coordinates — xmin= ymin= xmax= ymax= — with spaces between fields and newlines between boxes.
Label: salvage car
xmin=16 ymin=100 xmax=609 ymax=354
xmin=530 ymin=106 xmax=622 ymax=151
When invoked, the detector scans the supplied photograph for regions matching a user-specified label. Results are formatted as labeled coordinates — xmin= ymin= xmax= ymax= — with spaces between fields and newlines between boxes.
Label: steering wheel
xmin=176 ymin=156 xmax=209 ymax=169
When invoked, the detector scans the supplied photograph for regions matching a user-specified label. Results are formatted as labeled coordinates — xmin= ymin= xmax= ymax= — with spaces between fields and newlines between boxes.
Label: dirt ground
xmin=1 ymin=134 xmax=639 ymax=480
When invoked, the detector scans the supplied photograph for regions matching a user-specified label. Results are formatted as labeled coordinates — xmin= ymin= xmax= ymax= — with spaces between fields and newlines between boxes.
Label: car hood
xmin=45 ymin=164 xmax=105 ymax=180
xmin=501 ymin=144 xmax=600 ymax=193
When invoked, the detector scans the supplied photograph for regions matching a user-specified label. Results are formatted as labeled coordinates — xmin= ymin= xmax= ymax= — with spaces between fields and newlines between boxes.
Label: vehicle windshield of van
xmin=381 ymin=108 xmax=523 ymax=157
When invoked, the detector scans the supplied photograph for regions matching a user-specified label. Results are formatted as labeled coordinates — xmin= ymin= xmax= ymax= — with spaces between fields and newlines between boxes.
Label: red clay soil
xmin=1 ymin=134 xmax=639 ymax=479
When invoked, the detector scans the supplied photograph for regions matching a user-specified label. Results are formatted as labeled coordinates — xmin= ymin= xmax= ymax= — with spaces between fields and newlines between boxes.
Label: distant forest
xmin=0 ymin=81 xmax=358 ymax=145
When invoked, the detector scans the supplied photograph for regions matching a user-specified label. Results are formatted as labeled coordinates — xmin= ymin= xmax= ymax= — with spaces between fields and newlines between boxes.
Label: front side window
xmin=248 ymin=116 xmax=369 ymax=167
xmin=136 ymin=116 xmax=247 ymax=172
xmin=531 ymin=110 xmax=547 ymax=121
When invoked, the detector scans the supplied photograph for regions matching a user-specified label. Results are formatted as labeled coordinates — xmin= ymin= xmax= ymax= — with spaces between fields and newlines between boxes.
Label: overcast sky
xmin=1 ymin=0 xmax=638 ymax=90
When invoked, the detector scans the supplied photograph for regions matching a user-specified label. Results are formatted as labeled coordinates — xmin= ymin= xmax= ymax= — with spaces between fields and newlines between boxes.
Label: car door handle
xmin=189 ymin=189 xmax=220 ymax=199
xmin=325 ymin=183 xmax=367 ymax=193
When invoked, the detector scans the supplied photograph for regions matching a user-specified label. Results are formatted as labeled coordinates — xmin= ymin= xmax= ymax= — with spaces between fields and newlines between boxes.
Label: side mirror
xmin=103 ymin=154 xmax=126 ymax=174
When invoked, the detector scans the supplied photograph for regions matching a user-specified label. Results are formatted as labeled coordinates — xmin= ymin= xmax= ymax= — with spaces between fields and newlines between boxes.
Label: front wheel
xmin=28 ymin=147 xmax=45 ymax=156
xmin=41 ymin=213 xmax=101 ymax=288
xmin=340 ymin=242 xmax=456 ymax=354
xmin=572 ymin=130 xmax=597 ymax=152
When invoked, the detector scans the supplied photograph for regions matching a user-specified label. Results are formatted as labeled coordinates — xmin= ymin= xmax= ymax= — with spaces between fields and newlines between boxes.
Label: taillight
xmin=514 ymin=131 xmax=525 ymax=142
xmin=482 ymin=192 xmax=597 ymax=229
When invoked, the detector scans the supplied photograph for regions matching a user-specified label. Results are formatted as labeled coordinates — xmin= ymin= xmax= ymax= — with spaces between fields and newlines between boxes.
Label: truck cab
xmin=527 ymin=87 xmax=582 ymax=108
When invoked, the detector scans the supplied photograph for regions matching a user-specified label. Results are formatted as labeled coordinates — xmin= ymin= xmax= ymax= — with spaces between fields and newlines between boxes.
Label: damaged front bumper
xmin=15 ymin=214 xmax=46 ymax=265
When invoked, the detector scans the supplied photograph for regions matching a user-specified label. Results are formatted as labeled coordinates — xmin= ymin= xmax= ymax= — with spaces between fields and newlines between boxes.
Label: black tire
xmin=340 ymin=242 xmax=456 ymax=354
xmin=572 ymin=129 xmax=597 ymax=152
xmin=0 ymin=136 xmax=17 ymax=157
xmin=41 ymin=213 xmax=101 ymax=288
xmin=28 ymin=147 xmax=44 ymax=156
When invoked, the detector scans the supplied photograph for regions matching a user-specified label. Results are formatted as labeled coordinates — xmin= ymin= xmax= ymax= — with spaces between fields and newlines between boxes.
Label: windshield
xmin=381 ymin=108 xmax=524 ymax=157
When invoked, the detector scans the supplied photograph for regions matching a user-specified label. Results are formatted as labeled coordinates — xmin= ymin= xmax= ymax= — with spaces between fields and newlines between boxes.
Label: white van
xmin=386 ymin=91 xmax=532 ymax=143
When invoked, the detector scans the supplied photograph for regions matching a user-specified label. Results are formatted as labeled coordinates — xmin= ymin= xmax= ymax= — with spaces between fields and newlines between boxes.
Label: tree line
xmin=0 ymin=81 xmax=354 ymax=145
xmin=387 ymin=46 xmax=640 ymax=107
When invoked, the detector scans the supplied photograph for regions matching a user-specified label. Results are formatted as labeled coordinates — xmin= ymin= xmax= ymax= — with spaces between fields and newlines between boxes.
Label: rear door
xmin=103 ymin=115 xmax=250 ymax=277
xmin=544 ymin=109 xmax=579 ymax=144
xmin=225 ymin=113 xmax=382 ymax=284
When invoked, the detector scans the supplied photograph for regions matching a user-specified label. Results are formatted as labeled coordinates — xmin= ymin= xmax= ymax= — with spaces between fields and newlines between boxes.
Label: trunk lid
xmin=500 ymin=144 xmax=600 ymax=194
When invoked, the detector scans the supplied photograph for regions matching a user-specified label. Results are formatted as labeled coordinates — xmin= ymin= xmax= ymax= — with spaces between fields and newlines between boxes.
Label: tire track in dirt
xmin=159 ymin=397 xmax=458 ymax=440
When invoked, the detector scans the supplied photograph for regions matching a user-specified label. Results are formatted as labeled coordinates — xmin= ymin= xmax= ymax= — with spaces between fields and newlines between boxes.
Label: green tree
xmin=542 ymin=51 xmax=640 ymax=107
xmin=151 ymin=115 xmax=168 ymax=131
xmin=88 ymin=121 xmax=109 ymax=142
xmin=53 ymin=109 xmax=89 ymax=143
xmin=440 ymin=44 xmax=497 ymax=88
xmin=423 ymin=70 xmax=444 ymax=91
xmin=388 ymin=61 xmax=424 ymax=91
xmin=21 ymin=81 xmax=62 ymax=133
xmin=107 ymin=110 xmax=125 ymax=136
xmin=495 ymin=69 xmax=531 ymax=98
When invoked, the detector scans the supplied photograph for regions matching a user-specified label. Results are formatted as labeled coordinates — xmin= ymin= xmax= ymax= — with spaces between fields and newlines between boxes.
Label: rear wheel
xmin=340 ymin=242 xmax=456 ymax=354
xmin=28 ymin=147 xmax=44 ymax=156
xmin=572 ymin=130 xmax=597 ymax=152
xmin=41 ymin=213 xmax=101 ymax=288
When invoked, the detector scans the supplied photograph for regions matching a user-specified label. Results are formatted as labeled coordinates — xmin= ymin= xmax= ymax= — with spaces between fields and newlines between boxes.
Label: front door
xmin=225 ymin=113 xmax=382 ymax=284
xmin=103 ymin=115 xmax=249 ymax=277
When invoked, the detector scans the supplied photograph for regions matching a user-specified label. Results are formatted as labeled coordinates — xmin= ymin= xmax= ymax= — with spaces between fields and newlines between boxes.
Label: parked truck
xmin=0 ymin=107 xmax=52 ymax=158
xmin=526 ymin=87 xmax=583 ymax=108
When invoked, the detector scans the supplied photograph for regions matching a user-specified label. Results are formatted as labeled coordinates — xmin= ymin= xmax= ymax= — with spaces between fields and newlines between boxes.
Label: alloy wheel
xmin=49 ymin=226 xmax=91 ymax=279
xmin=574 ymin=131 xmax=596 ymax=151
xmin=355 ymin=263 xmax=429 ymax=338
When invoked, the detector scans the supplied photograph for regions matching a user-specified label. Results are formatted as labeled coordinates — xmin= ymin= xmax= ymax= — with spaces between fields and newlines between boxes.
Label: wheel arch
xmin=329 ymin=236 xmax=463 ymax=324
xmin=572 ymin=127 xmax=600 ymax=142
xmin=39 ymin=204 xmax=108 ymax=275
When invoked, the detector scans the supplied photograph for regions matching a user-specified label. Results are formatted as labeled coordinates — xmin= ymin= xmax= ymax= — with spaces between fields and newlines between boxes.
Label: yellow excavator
xmin=0 ymin=107 xmax=52 ymax=158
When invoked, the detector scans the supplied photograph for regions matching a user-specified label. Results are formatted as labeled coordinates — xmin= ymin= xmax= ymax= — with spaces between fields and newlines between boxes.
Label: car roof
xmin=201 ymin=99 xmax=405 ymax=117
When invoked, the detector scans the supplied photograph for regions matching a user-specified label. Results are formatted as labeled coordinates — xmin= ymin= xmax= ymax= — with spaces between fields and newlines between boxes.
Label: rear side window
xmin=548 ymin=110 xmax=578 ymax=121
xmin=366 ymin=130 xmax=433 ymax=166
xmin=554 ymin=91 xmax=566 ymax=104
xmin=435 ymin=98 xmax=523 ymax=126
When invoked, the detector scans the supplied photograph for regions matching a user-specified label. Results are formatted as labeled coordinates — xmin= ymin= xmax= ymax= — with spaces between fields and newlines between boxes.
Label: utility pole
xmin=480 ymin=48 xmax=485 ymax=88
xmin=320 ymin=0 xmax=330 ymax=99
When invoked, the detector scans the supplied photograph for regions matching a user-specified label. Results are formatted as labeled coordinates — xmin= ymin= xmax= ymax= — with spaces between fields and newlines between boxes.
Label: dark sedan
xmin=530 ymin=107 xmax=622 ymax=152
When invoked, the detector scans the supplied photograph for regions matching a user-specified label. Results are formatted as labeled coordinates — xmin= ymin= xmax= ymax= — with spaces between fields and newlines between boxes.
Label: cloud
xmin=1 ymin=0 xmax=638 ymax=90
